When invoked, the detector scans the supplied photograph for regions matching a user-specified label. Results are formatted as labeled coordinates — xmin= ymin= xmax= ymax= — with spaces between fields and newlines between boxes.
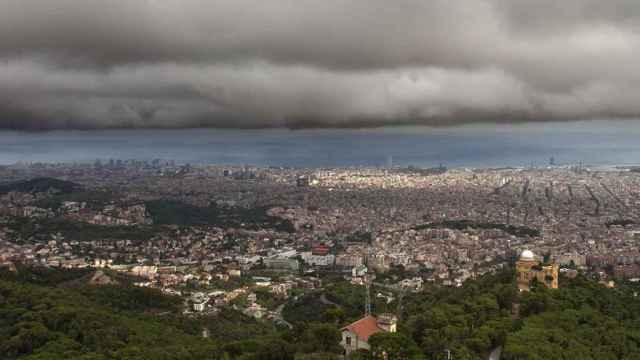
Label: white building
xmin=340 ymin=314 xmax=397 ymax=355
xmin=301 ymin=251 xmax=335 ymax=266
xmin=193 ymin=300 xmax=207 ymax=312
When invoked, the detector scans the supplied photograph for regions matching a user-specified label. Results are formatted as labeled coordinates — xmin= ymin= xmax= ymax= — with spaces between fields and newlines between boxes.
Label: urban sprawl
xmin=2 ymin=161 xmax=640 ymax=325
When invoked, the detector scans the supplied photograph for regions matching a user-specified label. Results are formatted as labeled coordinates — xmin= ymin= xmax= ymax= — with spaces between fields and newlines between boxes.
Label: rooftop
xmin=341 ymin=315 xmax=383 ymax=342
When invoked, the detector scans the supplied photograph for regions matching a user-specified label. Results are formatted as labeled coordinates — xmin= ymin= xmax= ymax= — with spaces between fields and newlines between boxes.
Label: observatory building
xmin=516 ymin=250 xmax=559 ymax=292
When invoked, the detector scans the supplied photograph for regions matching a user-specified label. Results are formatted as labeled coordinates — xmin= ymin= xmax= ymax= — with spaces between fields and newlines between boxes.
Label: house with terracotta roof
xmin=311 ymin=244 xmax=331 ymax=256
xmin=340 ymin=314 xmax=397 ymax=355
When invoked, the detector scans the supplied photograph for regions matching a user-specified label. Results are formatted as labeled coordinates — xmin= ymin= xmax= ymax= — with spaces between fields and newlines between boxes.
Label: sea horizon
xmin=3 ymin=119 xmax=640 ymax=169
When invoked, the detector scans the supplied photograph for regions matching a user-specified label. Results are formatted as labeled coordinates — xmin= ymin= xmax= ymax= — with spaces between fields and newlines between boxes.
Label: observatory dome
xmin=520 ymin=250 xmax=535 ymax=261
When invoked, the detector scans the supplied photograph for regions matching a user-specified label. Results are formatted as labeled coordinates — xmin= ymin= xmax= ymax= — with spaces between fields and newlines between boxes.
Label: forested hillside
xmin=0 ymin=178 xmax=82 ymax=195
xmin=0 ymin=269 xmax=218 ymax=359
xmin=2 ymin=267 xmax=640 ymax=359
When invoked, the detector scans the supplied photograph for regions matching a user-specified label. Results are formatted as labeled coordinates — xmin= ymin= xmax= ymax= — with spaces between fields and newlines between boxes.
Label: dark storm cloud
xmin=1 ymin=0 xmax=640 ymax=129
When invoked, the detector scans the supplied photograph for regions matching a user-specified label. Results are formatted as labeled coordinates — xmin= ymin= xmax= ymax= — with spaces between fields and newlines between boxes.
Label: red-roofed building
xmin=340 ymin=314 xmax=397 ymax=355
xmin=311 ymin=244 xmax=331 ymax=256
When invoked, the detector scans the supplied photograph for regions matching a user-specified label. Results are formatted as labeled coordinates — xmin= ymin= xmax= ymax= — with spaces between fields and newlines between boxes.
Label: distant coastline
xmin=2 ymin=120 xmax=640 ymax=168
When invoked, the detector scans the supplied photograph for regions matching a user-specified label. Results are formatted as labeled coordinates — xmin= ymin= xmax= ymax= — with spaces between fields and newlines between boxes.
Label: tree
xmin=323 ymin=308 xmax=346 ymax=324
xmin=300 ymin=323 xmax=343 ymax=354
xmin=245 ymin=338 xmax=295 ymax=360
xmin=368 ymin=332 xmax=423 ymax=360
xmin=495 ymin=284 xmax=517 ymax=310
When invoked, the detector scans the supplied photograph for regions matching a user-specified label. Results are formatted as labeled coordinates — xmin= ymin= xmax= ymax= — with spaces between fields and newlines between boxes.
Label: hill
xmin=0 ymin=273 xmax=217 ymax=359
xmin=398 ymin=269 xmax=640 ymax=359
xmin=146 ymin=200 xmax=295 ymax=232
xmin=0 ymin=177 xmax=82 ymax=195
xmin=6 ymin=217 xmax=159 ymax=243
xmin=0 ymin=267 xmax=306 ymax=359
xmin=2 ymin=265 xmax=640 ymax=359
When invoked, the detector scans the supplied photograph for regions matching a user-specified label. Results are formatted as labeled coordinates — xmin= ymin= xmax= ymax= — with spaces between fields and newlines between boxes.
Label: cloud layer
xmin=1 ymin=0 xmax=640 ymax=129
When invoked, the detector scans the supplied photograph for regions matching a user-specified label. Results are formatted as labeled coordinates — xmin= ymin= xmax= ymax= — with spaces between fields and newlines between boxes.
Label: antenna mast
xmin=363 ymin=235 xmax=372 ymax=316
xmin=365 ymin=276 xmax=372 ymax=316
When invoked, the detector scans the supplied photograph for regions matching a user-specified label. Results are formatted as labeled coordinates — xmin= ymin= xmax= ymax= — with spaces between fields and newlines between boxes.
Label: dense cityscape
xmin=2 ymin=161 xmax=640 ymax=359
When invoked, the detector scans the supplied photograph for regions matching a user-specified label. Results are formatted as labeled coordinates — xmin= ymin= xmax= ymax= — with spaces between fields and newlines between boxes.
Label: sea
xmin=2 ymin=120 xmax=640 ymax=169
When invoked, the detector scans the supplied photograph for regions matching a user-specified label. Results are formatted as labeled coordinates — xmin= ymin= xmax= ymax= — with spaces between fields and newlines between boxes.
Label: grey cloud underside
xmin=1 ymin=0 xmax=640 ymax=129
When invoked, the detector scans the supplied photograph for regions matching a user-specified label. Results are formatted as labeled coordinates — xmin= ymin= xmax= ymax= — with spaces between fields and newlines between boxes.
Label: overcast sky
xmin=1 ymin=0 xmax=640 ymax=129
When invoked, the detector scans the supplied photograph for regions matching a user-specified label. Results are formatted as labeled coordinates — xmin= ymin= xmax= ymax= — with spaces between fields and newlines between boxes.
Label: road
xmin=274 ymin=301 xmax=294 ymax=329
xmin=320 ymin=293 xmax=340 ymax=307
xmin=489 ymin=346 xmax=502 ymax=360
